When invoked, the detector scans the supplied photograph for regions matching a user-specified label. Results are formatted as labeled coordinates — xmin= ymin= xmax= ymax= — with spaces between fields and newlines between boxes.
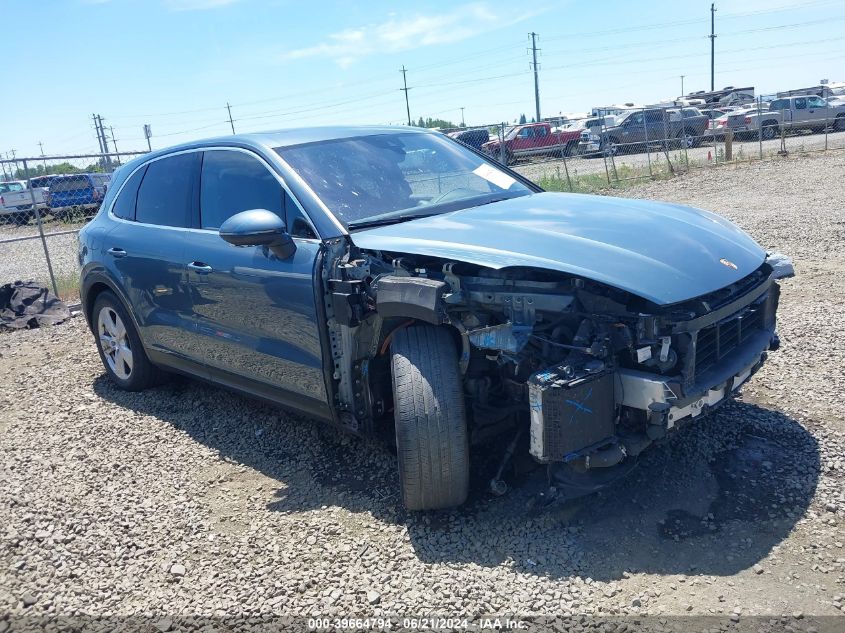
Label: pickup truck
xmin=481 ymin=122 xmax=582 ymax=164
xmin=738 ymin=95 xmax=845 ymax=139
xmin=0 ymin=179 xmax=50 ymax=224
xmin=582 ymin=108 xmax=708 ymax=156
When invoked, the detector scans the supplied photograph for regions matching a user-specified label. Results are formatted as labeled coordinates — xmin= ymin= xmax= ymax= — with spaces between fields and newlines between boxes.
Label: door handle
xmin=187 ymin=261 xmax=213 ymax=274
xmin=107 ymin=247 xmax=127 ymax=258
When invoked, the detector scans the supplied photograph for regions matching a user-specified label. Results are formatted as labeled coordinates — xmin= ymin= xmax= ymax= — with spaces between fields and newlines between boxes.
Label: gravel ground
xmin=2 ymin=152 xmax=845 ymax=631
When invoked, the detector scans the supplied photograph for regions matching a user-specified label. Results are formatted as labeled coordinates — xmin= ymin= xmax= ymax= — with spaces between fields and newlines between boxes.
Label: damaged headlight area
xmin=323 ymin=243 xmax=788 ymax=491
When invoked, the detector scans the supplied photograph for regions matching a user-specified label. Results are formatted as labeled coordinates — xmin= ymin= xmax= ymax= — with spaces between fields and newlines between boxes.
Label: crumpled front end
xmin=323 ymin=234 xmax=791 ymax=488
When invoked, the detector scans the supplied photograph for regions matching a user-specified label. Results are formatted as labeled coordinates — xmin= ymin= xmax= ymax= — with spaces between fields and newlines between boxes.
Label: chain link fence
xmin=3 ymin=96 xmax=845 ymax=301
xmin=448 ymin=96 xmax=845 ymax=192
xmin=0 ymin=151 xmax=148 ymax=300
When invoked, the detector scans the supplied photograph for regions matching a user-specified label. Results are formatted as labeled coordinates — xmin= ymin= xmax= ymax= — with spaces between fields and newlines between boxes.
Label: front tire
xmin=391 ymin=326 xmax=469 ymax=511
xmin=93 ymin=291 xmax=159 ymax=391
xmin=835 ymin=115 xmax=845 ymax=132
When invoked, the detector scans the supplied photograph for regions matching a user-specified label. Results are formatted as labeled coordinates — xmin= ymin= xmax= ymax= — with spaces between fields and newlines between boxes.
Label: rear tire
xmin=391 ymin=326 xmax=469 ymax=511
xmin=92 ymin=291 xmax=159 ymax=391
xmin=762 ymin=122 xmax=779 ymax=140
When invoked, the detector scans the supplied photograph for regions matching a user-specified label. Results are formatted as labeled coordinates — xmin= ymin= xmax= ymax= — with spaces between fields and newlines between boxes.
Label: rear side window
xmin=199 ymin=150 xmax=283 ymax=230
xmin=794 ymin=98 xmax=807 ymax=110
xmin=136 ymin=153 xmax=196 ymax=227
xmin=111 ymin=166 xmax=147 ymax=220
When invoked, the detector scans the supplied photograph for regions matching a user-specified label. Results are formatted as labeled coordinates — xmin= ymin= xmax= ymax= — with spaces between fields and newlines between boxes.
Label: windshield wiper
xmin=347 ymin=212 xmax=435 ymax=230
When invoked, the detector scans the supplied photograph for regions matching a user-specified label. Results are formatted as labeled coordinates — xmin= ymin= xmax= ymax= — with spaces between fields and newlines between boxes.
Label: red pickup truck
xmin=481 ymin=122 xmax=581 ymax=165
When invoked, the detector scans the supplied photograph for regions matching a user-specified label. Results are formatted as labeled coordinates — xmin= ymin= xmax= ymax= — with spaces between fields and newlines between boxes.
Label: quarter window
xmin=112 ymin=166 xmax=147 ymax=221
xmin=135 ymin=153 xmax=196 ymax=227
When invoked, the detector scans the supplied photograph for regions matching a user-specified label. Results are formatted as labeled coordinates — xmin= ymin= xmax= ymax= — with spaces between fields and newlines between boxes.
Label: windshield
xmin=276 ymin=132 xmax=533 ymax=229
xmin=503 ymin=126 xmax=517 ymax=140
xmin=0 ymin=182 xmax=25 ymax=194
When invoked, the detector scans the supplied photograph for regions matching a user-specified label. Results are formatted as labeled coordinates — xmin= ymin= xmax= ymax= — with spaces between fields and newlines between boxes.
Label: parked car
xmin=79 ymin=126 xmax=790 ymax=511
xmin=481 ymin=122 xmax=581 ymax=164
xmin=741 ymin=95 xmax=845 ymax=139
xmin=447 ymin=128 xmax=490 ymax=151
xmin=582 ymin=107 xmax=708 ymax=156
xmin=0 ymin=176 xmax=55 ymax=224
xmin=1 ymin=180 xmax=47 ymax=224
xmin=47 ymin=173 xmax=111 ymax=219
xmin=577 ymin=116 xmax=618 ymax=155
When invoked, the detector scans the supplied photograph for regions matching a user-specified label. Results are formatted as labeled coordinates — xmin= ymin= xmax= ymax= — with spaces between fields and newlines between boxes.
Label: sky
xmin=2 ymin=0 xmax=845 ymax=161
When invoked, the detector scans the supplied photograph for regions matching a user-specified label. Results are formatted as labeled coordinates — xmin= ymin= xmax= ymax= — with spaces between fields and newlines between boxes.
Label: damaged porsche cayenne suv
xmin=79 ymin=126 xmax=792 ymax=511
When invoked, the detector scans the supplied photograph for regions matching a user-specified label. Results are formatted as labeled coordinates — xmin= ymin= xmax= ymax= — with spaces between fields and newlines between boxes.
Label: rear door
xmin=183 ymin=148 xmax=328 ymax=410
xmin=104 ymin=152 xmax=199 ymax=361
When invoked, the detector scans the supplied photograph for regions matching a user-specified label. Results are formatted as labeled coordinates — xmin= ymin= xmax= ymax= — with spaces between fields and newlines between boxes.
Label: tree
xmin=416 ymin=117 xmax=458 ymax=129
xmin=518 ymin=113 xmax=527 ymax=124
xmin=13 ymin=161 xmax=95 ymax=179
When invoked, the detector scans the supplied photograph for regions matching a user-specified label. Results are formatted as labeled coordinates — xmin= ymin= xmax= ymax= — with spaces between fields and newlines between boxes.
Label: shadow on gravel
xmin=94 ymin=372 xmax=818 ymax=581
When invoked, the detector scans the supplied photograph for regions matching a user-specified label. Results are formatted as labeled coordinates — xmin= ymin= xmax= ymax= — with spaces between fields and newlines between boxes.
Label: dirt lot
xmin=1 ymin=152 xmax=844 ymax=630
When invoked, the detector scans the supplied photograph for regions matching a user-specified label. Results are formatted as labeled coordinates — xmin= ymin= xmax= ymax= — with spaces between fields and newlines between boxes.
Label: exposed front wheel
xmin=93 ymin=291 xmax=159 ymax=391
xmin=391 ymin=325 xmax=469 ymax=511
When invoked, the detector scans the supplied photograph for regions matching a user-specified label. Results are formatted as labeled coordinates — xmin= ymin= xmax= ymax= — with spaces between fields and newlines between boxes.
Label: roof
xmin=166 ymin=125 xmax=430 ymax=154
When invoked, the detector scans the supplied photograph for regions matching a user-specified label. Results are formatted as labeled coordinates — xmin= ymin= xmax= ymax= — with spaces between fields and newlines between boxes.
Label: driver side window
xmin=199 ymin=150 xmax=317 ymax=238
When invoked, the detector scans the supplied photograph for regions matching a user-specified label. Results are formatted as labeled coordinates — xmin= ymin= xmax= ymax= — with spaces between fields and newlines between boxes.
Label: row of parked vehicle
xmin=706 ymin=95 xmax=845 ymax=140
xmin=446 ymin=106 xmax=710 ymax=164
xmin=446 ymin=91 xmax=845 ymax=164
xmin=0 ymin=173 xmax=111 ymax=225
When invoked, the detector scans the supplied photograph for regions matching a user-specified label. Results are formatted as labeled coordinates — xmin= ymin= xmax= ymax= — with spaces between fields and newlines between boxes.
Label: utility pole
xmin=400 ymin=66 xmax=412 ymax=126
xmin=529 ymin=32 xmax=541 ymax=123
xmin=97 ymin=115 xmax=112 ymax=169
xmin=710 ymin=3 xmax=716 ymax=91
xmin=680 ymin=75 xmax=685 ymax=97
xmin=226 ymin=102 xmax=236 ymax=134
xmin=460 ymin=107 xmax=465 ymax=127
xmin=110 ymin=127 xmax=120 ymax=165
xmin=38 ymin=141 xmax=47 ymax=171
xmin=93 ymin=114 xmax=106 ymax=155
xmin=143 ymin=124 xmax=152 ymax=152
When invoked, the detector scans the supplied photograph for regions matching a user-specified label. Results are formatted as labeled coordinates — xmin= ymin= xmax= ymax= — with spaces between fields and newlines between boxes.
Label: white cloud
xmin=163 ymin=0 xmax=243 ymax=11
xmin=280 ymin=3 xmax=535 ymax=67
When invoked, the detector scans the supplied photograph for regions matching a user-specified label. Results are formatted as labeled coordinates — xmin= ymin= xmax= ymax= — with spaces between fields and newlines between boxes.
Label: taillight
xmin=0 ymin=196 xmax=4 ymax=205
xmin=744 ymin=116 xmax=752 ymax=124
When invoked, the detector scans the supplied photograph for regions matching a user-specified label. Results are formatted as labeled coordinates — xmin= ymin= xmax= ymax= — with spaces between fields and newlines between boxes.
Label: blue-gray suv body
xmin=79 ymin=126 xmax=790 ymax=510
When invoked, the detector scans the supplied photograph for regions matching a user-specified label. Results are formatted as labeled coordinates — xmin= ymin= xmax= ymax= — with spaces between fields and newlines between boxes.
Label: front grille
xmin=695 ymin=305 xmax=765 ymax=375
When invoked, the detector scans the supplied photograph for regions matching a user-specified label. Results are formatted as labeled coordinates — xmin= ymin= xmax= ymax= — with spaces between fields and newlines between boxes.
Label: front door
xmin=184 ymin=148 xmax=328 ymax=411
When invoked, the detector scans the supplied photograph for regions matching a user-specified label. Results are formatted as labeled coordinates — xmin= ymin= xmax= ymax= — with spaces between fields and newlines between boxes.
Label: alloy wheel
xmin=97 ymin=306 xmax=133 ymax=380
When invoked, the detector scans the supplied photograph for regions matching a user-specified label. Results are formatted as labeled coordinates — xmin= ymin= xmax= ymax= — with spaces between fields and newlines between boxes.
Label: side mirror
xmin=219 ymin=209 xmax=296 ymax=260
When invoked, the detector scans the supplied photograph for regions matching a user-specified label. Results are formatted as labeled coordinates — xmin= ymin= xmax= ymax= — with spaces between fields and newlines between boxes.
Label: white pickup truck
xmin=745 ymin=95 xmax=845 ymax=139
xmin=0 ymin=177 xmax=52 ymax=224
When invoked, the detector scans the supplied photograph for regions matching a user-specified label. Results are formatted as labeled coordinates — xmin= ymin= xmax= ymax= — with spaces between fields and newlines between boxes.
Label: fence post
xmin=757 ymin=96 xmax=763 ymax=160
xmin=499 ymin=123 xmax=507 ymax=165
xmin=23 ymin=158 xmax=59 ymax=296
xmin=560 ymin=156 xmax=572 ymax=192
xmin=825 ymin=102 xmax=829 ymax=151
xmin=725 ymin=129 xmax=733 ymax=161
xmin=643 ymin=108 xmax=653 ymax=179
